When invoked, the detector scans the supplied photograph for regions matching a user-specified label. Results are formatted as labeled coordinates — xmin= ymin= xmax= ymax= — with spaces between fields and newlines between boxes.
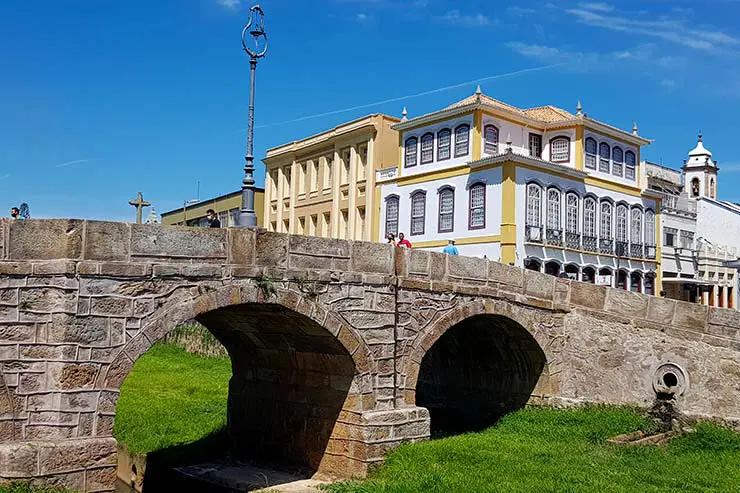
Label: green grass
xmin=0 ymin=483 xmax=70 ymax=493
xmin=326 ymin=406 xmax=740 ymax=493
xmin=113 ymin=343 xmax=231 ymax=454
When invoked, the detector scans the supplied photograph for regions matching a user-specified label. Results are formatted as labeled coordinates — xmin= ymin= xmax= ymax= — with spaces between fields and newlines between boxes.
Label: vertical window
xmin=437 ymin=129 xmax=451 ymax=161
xmin=546 ymin=189 xmax=561 ymax=231
xmin=566 ymin=193 xmax=579 ymax=233
xmin=454 ymin=124 xmax=470 ymax=157
xmin=585 ymin=138 xmax=597 ymax=169
xmin=710 ymin=178 xmax=715 ymax=198
xmin=385 ymin=196 xmax=399 ymax=237
xmin=645 ymin=210 xmax=655 ymax=246
xmin=681 ymin=230 xmax=695 ymax=250
xmin=469 ymin=183 xmax=486 ymax=229
xmin=438 ymin=187 xmax=455 ymax=233
xmin=612 ymin=147 xmax=624 ymax=177
xmin=616 ymin=205 xmax=628 ymax=242
xmin=404 ymin=137 xmax=418 ymax=167
xmin=526 ymin=184 xmax=542 ymax=227
xmin=584 ymin=198 xmax=596 ymax=237
xmin=484 ymin=125 xmax=498 ymax=155
xmin=599 ymin=143 xmax=611 ymax=173
xmin=664 ymin=227 xmax=677 ymax=247
xmin=625 ymin=151 xmax=636 ymax=180
xmin=600 ymin=202 xmax=612 ymax=239
xmin=420 ymin=133 xmax=434 ymax=164
xmin=410 ymin=191 xmax=426 ymax=235
xmin=550 ymin=137 xmax=570 ymax=162
xmin=631 ymin=208 xmax=642 ymax=244
xmin=529 ymin=133 xmax=543 ymax=158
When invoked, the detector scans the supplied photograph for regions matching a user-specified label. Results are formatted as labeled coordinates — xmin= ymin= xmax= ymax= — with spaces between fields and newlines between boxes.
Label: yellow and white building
xmin=262 ymin=114 xmax=399 ymax=241
xmin=377 ymin=87 xmax=662 ymax=294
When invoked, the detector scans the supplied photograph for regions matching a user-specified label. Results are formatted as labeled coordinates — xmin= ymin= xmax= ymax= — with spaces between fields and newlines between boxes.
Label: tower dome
xmin=687 ymin=131 xmax=713 ymax=165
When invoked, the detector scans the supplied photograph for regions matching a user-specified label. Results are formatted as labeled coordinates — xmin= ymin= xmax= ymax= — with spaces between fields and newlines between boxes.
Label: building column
xmin=331 ymin=145 xmax=341 ymax=238
xmin=289 ymin=159 xmax=298 ymax=234
xmin=366 ymin=137 xmax=376 ymax=241
xmin=500 ymin=162 xmax=517 ymax=265
xmin=348 ymin=144 xmax=358 ymax=240
xmin=276 ymin=166 xmax=285 ymax=232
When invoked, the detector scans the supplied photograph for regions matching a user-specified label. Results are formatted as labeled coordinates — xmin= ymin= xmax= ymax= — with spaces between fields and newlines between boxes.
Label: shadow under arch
xmin=104 ymin=284 xmax=374 ymax=488
xmin=414 ymin=313 xmax=546 ymax=436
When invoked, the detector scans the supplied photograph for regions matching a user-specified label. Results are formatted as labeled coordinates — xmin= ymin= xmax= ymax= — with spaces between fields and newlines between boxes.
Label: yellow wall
xmin=161 ymin=191 xmax=265 ymax=227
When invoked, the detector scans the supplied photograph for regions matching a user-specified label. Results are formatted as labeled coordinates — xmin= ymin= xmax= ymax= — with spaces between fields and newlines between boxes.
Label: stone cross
xmin=128 ymin=192 xmax=150 ymax=224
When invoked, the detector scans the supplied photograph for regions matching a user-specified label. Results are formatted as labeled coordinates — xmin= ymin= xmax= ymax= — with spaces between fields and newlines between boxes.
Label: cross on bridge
xmin=128 ymin=192 xmax=150 ymax=224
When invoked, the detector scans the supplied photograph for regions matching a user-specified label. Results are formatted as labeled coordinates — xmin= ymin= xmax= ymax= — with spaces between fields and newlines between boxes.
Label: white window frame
xmin=550 ymin=137 xmax=570 ymax=163
xmin=566 ymin=193 xmax=579 ymax=233
xmin=420 ymin=133 xmax=434 ymax=165
xmin=405 ymin=137 xmax=418 ymax=168
xmin=600 ymin=202 xmax=613 ymax=239
xmin=585 ymin=138 xmax=597 ymax=170
xmin=526 ymin=184 xmax=542 ymax=227
xmin=630 ymin=208 xmax=642 ymax=244
xmin=484 ymin=125 xmax=498 ymax=155
xmin=546 ymin=188 xmax=561 ymax=230
xmin=438 ymin=187 xmax=454 ymax=233
xmin=437 ymin=129 xmax=451 ymax=161
xmin=625 ymin=151 xmax=636 ymax=180
xmin=584 ymin=197 xmax=596 ymax=237
xmin=599 ymin=142 xmax=611 ymax=173
xmin=410 ymin=191 xmax=426 ymax=235
xmin=616 ymin=204 xmax=628 ymax=242
xmin=612 ymin=147 xmax=624 ymax=177
xmin=454 ymin=124 xmax=470 ymax=158
xmin=645 ymin=210 xmax=655 ymax=246
xmin=469 ymin=183 xmax=486 ymax=229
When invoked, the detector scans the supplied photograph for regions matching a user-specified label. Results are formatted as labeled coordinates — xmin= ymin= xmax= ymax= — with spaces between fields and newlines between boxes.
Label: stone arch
xmin=401 ymin=298 xmax=548 ymax=435
xmin=102 ymin=282 xmax=375 ymax=474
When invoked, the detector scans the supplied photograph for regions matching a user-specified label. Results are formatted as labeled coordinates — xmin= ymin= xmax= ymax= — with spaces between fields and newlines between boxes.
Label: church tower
xmin=683 ymin=132 xmax=718 ymax=200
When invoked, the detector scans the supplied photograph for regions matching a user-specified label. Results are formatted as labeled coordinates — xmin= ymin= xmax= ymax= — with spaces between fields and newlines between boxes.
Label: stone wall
xmin=0 ymin=219 xmax=736 ymax=491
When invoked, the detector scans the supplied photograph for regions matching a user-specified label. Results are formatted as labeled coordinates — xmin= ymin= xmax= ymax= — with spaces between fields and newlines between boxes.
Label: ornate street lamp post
xmin=237 ymin=5 xmax=268 ymax=227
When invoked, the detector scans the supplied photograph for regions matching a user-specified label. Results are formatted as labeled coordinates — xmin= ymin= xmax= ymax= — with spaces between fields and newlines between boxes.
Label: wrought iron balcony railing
xmin=615 ymin=241 xmax=629 ymax=258
xmin=645 ymin=245 xmax=657 ymax=259
xmin=565 ymin=232 xmax=581 ymax=250
xmin=583 ymin=235 xmax=598 ymax=253
xmin=631 ymin=243 xmax=643 ymax=258
xmin=545 ymin=228 xmax=563 ymax=247
xmin=600 ymin=238 xmax=614 ymax=255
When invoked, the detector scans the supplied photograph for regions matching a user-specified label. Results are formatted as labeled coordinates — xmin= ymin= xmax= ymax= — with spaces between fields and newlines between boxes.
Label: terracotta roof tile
xmin=522 ymin=105 xmax=576 ymax=123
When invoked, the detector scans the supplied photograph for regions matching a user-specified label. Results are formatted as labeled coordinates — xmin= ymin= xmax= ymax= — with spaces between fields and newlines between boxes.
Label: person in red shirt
xmin=397 ymin=232 xmax=412 ymax=249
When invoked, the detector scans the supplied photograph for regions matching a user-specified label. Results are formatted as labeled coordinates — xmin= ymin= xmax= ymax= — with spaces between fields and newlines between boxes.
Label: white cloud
xmin=356 ymin=12 xmax=370 ymax=21
xmin=579 ymin=2 xmax=614 ymax=12
xmin=507 ymin=6 xmax=537 ymax=16
xmin=441 ymin=10 xmax=492 ymax=26
xmin=217 ymin=0 xmax=241 ymax=11
xmin=55 ymin=158 xmax=94 ymax=168
xmin=565 ymin=7 xmax=740 ymax=52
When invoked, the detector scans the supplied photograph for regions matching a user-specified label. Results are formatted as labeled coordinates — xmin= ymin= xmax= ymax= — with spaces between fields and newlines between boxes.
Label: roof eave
xmin=583 ymin=117 xmax=652 ymax=146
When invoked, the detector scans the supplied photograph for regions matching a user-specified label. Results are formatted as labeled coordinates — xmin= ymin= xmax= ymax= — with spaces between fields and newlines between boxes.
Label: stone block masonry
xmin=0 ymin=219 xmax=737 ymax=491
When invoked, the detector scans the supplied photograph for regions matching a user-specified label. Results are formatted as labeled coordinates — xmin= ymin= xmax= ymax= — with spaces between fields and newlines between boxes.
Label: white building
xmin=377 ymin=88 xmax=661 ymax=294
xmin=643 ymin=133 xmax=739 ymax=308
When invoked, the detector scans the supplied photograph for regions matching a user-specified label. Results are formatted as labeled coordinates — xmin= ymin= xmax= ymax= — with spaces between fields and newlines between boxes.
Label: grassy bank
xmin=113 ymin=343 xmax=231 ymax=454
xmin=327 ymin=406 xmax=740 ymax=493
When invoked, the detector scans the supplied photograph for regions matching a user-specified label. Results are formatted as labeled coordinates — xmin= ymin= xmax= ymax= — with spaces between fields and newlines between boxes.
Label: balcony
xmin=545 ymin=228 xmax=563 ymax=247
xmin=565 ymin=232 xmax=581 ymax=250
xmin=525 ymin=225 xmax=543 ymax=243
xmin=583 ymin=235 xmax=598 ymax=253
xmin=631 ymin=243 xmax=643 ymax=258
xmin=600 ymin=238 xmax=614 ymax=255
xmin=645 ymin=245 xmax=657 ymax=259
xmin=615 ymin=241 xmax=629 ymax=258
xmin=659 ymin=192 xmax=697 ymax=216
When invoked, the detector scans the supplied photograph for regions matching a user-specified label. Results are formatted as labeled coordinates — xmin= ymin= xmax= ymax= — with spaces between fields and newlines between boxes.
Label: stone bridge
xmin=0 ymin=219 xmax=739 ymax=491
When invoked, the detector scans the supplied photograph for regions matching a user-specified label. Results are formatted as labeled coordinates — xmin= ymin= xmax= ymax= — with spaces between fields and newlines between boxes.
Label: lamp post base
xmin=236 ymin=211 xmax=258 ymax=228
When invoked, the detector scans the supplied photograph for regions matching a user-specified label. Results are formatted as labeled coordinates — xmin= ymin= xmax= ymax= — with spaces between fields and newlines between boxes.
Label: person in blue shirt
xmin=442 ymin=239 xmax=459 ymax=255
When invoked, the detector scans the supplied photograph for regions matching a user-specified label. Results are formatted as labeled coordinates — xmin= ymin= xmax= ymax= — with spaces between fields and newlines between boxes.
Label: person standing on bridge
xmin=397 ymin=232 xmax=412 ymax=249
xmin=206 ymin=209 xmax=221 ymax=228
xmin=442 ymin=239 xmax=459 ymax=255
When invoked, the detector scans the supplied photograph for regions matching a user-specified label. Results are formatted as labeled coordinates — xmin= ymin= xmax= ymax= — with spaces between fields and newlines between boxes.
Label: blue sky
xmin=3 ymin=0 xmax=740 ymax=222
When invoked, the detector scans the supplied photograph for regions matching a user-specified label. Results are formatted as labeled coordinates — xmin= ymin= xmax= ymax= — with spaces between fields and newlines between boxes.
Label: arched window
xmin=404 ymin=137 xmax=418 ymax=168
xmin=484 ymin=125 xmax=499 ymax=155
xmin=585 ymin=137 xmax=597 ymax=169
xmin=600 ymin=201 xmax=612 ymax=239
xmin=525 ymin=258 xmax=541 ymax=272
xmin=545 ymin=261 xmax=561 ymax=277
xmin=385 ymin=195 xmax=399 ymax=237
xmin=599 ymin=142 xmax=611 ymax=173
xmin=630 ymin=271 xmax=642 ymax=293
xmin=550 ymin=137 xmax=570 ymax=162
xmin=612 ymin=147 xmax=624 ymax=177
xmin=469 ymin=183 xmax=486 ymax=229
xmin=582 ymin=266 xmax=596 ymax=284
xmin=691 ymin=177 xmax=700 ymax=197
xmin=526 ymin=184 xmax=542 ymax=227
xmin=645 ymin=210 xmax=655 ymax=246
xmin=420 ymin=133 xmax=434 ymax=164
xmin=547 ymin=188 xmax=562 ymax=231
xmin=437 ymin=129 xmax=451 ymax=161
xmin=454 ymin=124 xmax=470 ymax=157
xmin=630 ymin=208 xmax=642 ymax=244
xmin=710 ymin=178 xmax=716 ymax=198
xmin=645 ymin=273 xmax=655 ymax=295
xmin=438 ymin=187 xmax=455 ymax=233
xmin=566 ymin=193 xmax=579 ymax=233
xmin=583 ymin=197 xmax=596 ymax=252
xmin=616 ymin=204 xmax=628 ymax=243
xmin=625 ymin=151 xmax=636 ymax=180
xmin=410 ymin=191 xmax=426 ymax=235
